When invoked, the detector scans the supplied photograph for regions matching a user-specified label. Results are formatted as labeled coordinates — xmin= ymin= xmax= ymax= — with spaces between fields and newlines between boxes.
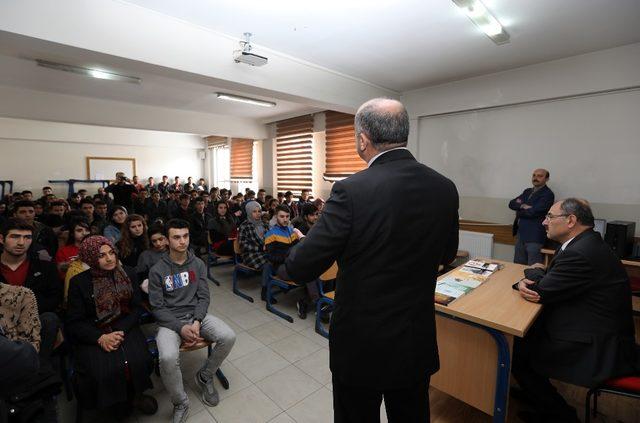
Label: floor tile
xmin=228 ymin=309 xmax=275 ymax=330
xmin=269 ymin=333 xmax=324 ymax=363
xmin=226 ymin=331 xmax=265 ymax=361
xmin=232 ymin=346 xmax=290 ymax=383
xmin=256 ymin=365 xmax=322 ymax=410
xmin=294 ymin=348 xmax=331 ymax=385
xmin=286 ymin=387 xmax=334 ymax=423
xmin=209 ymin=385 xmax=281 ymax=423
xmin=247 ymin=320 xmax=298 ymax=345
xmin=268 ymin=413 xmax=296 ymax=423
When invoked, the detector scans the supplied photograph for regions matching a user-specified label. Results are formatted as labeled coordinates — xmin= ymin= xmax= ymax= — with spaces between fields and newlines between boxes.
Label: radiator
xmin=458 ymin=230 xmax=494 ymax=259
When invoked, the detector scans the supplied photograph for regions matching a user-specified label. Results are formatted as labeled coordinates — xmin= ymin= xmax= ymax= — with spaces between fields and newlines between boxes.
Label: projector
xmin=234 ymin=50 xmax=268 ymax=67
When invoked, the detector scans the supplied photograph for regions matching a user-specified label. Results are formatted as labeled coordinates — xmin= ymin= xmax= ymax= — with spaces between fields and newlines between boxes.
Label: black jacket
xmin=0 ymin=256 xmax=62 ymax=314
xmin=189 ymin=211 xmax=211 ymax=248
xmin=521 ymin=229 xmax=639 ymax=387
xmin=280 ymin=149 xmax=459 ymax=389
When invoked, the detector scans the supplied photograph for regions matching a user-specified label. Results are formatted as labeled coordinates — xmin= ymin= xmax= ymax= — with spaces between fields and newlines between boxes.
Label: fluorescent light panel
xmin=36 ymin=60 xmax=142 ymax=84
xmin=216 ymin=93 xmax=276 ymax=108
xmin=453 ymin=0 xmax=509 ymax=44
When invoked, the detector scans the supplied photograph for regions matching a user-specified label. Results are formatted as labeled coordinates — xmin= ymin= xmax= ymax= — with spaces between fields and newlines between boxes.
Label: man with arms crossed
xmin=278 ymin=98 xmax=459 ymax=422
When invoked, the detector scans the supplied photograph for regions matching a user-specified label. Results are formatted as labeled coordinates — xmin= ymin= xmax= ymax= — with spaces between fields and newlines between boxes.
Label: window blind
xmin=324 ymin=111 xmax=365 ymax=180
xmin=230 ymin=138 xmax=254 ymax=181
xmin=275 ymin=115 xmax=313 ymax=195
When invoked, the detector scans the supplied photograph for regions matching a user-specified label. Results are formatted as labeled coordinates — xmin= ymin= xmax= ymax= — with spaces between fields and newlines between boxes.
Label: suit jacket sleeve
xmin=508 ymin=190 xmax=528 ymax=211
xmin=441 ymin=189 xmax=460 ymax=265
xmin=531 ymin=249 xmax=594 ymax=304
xmin=280 ymin=181 xmax=352 ymax=283
xmin=518 ymin=188 xmax=554 ymax=219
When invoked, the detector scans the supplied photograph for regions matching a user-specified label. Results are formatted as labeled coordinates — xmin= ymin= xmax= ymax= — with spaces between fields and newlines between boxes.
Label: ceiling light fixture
xmin=452 ymin=0 xmax=509 ymax=45
xmin=35 ymin=59 xmax=142 ymax=84
xmin=216 ymin=93 xmax=276 ymax=108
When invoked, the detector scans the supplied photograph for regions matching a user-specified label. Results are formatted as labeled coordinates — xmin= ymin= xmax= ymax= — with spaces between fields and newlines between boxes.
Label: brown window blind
xmin=230 ymin=138 xmax=254 ymax=180
xmin=205 ymin=135 xmax=227 ymax=148
xmin=275 ymin=115 xmax=313 ymax=195
xmin=324 ymin=111 xmax=365 ymax=181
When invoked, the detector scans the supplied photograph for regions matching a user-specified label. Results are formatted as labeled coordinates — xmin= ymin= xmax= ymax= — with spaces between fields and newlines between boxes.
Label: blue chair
xmin=231 ymin=238 xmax=263 ymax=303
xmin=265 ymin=264 xmax=302 ymax=323
xmin=315 ymin=263 xmax=338 ymax=339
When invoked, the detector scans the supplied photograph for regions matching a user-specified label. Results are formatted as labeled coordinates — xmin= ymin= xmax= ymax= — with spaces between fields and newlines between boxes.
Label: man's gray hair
xmin=354 ymin=98 xmax=409 ymax=147
xmin=560 ymin=198 xmax=595 ymax=227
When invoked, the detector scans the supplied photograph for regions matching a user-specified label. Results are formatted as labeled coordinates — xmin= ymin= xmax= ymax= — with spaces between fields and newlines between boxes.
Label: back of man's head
xmin=355 ymin=98 xmax=409 ymax=148
xmin=560 ymin=198 xmax=595 ymax=228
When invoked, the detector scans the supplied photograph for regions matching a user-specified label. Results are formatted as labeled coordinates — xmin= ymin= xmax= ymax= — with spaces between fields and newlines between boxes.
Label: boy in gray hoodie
xmin=149 ymin=219 xmax=235 ymax=423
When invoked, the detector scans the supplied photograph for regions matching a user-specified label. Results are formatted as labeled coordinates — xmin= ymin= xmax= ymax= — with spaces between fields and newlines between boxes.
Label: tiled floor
xmin=58 ymin=264 xmax=638 ymax=422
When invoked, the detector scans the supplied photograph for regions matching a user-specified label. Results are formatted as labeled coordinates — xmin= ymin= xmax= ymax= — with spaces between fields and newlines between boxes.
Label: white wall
xmin=401 ymin=43 xmax=640 ymax=252
xmin=0 ymin=117 xmax=206 ymax=197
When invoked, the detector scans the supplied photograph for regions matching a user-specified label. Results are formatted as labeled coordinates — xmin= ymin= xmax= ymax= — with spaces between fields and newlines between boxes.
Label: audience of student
xmin=196 ymin=178 xmax=208 ymax=192
xmin=169 ymin=176 xmax=183 ymax=193
xmin=67 ymin=235 xmax=157 ymax=417
xmin=68 ymin=192 xmax=82 ymax=210
xmin=238 ymin=202 xmax=270 ymax=299
xmin=256 ymin=189 xmax=267 ymax=206
xmin=172 ymin=193 xmax=192 ymax=221
xmin=55 ymin=218 xmax=90 ymax=280
xmin=189 ymin=197 xmax=211 ymax=255
xmin=145 ymin=190 xmax=169 ymax=224
xmin=183 ymin=176 xmax=195 ymax=192
xmin=117 ymin=214 xmax=148 ymax=268
xmin=208 ymin=201 xmax=237 ymax=257
xmin=133 ymin=189 xmax=149 ymax=215
xmin=282 ymin=191 xmax=298 ymax=218
xmin=144 ymin=176 xmax=156 ymax=193
xmin=312 ymin=197 xmax=325 ymax=214
xmin=104 ymin=205 xmax=128 ymax=244
xmin=292 ymin=203 xmax=319 ymax=235
xmin=105 ymin=172 xmax=137 ymax=211
xmin=135 ymin=224 xmax=168 ymax=282
xmin=13 ymin=200 xmax=58 ymax=260
xmin=132 ymin=175 xmax=144 ymax=192
xmin=92 ymin=199 xmax=109 ymax=234
xmin=148 ymin=219 xmax=236 ymax=421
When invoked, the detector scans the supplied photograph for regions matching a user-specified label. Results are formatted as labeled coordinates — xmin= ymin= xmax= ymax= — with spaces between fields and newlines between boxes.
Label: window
xmin=324 ymin=111 xmax=365 ymax=181
xmin=210 ymin=144 xmax=230 ymax=190
xmin=275 ymin=115 xmax=313 ymax=196
xmin=230 ymin=138 xmax=254 ymax=182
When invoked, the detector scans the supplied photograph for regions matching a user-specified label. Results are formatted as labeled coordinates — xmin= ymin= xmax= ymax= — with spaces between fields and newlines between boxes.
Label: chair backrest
xmin=320 ymin=262 xmax=338 ymax=282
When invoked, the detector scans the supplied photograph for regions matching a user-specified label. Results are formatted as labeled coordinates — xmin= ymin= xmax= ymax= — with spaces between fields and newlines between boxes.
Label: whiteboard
xmin=87 ymin=157 xmax=136 ymax=181
xmin=417 ymin=89 xmax=640 ymax=205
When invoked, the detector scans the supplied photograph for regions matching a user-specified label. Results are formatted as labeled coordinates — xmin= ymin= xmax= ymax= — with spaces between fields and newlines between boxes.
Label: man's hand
xmin=528 ymin=262 xmax=546 ymax=270
xmin=293 ymin=228 xmax=305 ymax=238
xmin=180 ymin=323 xmax=204 ymax=347
xmin=518 ymin=279 xmax=541 ymax=303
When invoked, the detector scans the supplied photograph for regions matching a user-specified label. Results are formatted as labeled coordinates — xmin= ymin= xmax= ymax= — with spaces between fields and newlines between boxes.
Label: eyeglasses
xmin=545 ymin=213 xmax=569 ymax=220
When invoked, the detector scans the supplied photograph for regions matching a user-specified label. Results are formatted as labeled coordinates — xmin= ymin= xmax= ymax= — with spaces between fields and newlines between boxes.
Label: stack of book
xmin=435 ymin=259 xmax=501 ymax=306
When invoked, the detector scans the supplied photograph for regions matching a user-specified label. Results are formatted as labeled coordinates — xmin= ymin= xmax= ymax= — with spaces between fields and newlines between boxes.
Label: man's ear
xmin=359 ymin=132 xmax=371 ymax=152
xmin=0 ymin=234 xmax=4 ymax=245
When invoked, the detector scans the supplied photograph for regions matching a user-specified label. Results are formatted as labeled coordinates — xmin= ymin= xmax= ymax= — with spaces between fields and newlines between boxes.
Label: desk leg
xmin=484 ymin=327 xmax=511 ymax=423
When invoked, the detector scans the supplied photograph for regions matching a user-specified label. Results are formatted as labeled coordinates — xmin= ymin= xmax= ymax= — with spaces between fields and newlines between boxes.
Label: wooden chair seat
xmin=213 ymin=254 xmax=234 ymax=260
xmin=456 ymin=250 xmax=470 ymax=258
xmin=237 ymin=263 xmax=260 ymax=272
xmin=179 ymin=339 xmax=212 ymax=353
xmin=324 ymin=291 xmax=335 ymax=300
xmin=271 ymin=276 xmax=297 ymax=286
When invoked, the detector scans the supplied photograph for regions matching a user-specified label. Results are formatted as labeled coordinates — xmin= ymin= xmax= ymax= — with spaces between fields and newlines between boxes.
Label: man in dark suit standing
xmin=509 ymin=169 xmax=554 ymax=265
xmin=278 ymin=98 xmax=459 ymax=422
xmin=514 ymin=198 xmax=639 ymax=423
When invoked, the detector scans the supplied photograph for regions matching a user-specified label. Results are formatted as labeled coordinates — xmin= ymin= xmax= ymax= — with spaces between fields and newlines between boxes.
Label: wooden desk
xmin=431 ymin=260 xmax=542 ymax=422
xmin=541 ymin=248 xmax=640 ymax=278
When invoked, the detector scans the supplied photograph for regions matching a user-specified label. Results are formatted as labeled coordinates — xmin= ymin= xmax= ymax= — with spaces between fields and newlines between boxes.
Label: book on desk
xmin=435 ymin=259 xmax=502 ymax=306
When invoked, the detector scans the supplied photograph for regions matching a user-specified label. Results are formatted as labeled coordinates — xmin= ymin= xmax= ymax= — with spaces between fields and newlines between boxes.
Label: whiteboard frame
xmin=86 ymin=156 xmax=136 ymax=180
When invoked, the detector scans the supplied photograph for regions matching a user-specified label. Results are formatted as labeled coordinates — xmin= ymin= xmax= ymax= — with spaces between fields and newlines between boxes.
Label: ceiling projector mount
xmin=234 ymin=32 xmax=268 ymax=67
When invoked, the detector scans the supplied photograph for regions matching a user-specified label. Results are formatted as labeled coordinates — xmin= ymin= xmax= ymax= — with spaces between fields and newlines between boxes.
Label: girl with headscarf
xmin=238 ymin=200 xmax=269 ymax=270
xmin=66 ymin=235 xmax=157 ymax=418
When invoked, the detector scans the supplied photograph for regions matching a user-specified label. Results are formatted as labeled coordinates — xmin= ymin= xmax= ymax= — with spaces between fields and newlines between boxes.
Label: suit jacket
xmin=522 ymin=229 xmax=639 ymax=387
xmin=508 ymin=185 xmax=554 ymax=243
xmin=280 ymin=149 xmax=459 ymax=389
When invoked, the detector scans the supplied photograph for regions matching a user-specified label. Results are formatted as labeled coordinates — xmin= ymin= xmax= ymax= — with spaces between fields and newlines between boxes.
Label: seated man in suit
xmin=513 ymin=198 xmax=639 ymax=423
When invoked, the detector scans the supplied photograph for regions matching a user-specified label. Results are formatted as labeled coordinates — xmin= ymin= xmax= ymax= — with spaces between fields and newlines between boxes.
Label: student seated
xmin=116 ymin=214 xmax=148 ymax=268
xmin=66 ymin=236 xmax=157 ymax=417
xmin=145 ymin=190 xmax=169 ymax=225
xmin=207 ymin=201 xmax=237 ymax=256
xmin=172 ymin=193 xmax=191 ymax=221
xmin=103 ymin=205 xmax=128 ymax=244
xmin=148 ymin=219 xmax=236 ymax=422
xmin=92 ymin=199 xmax=109 ymax=234
xmin=13 ymin=200 xmax=58 ymax=260
xmin=238 ymin=201 xmax=269 ymax=272
xmin=292 ymin=203 xmax=319 ymax=235
xmin=189 ymin=197 xmax=211 ymax=256
xmin=55 ymin=218 xmax=90 ymax=281
xmin=135 ymin=224 xmax=168 ymax=289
